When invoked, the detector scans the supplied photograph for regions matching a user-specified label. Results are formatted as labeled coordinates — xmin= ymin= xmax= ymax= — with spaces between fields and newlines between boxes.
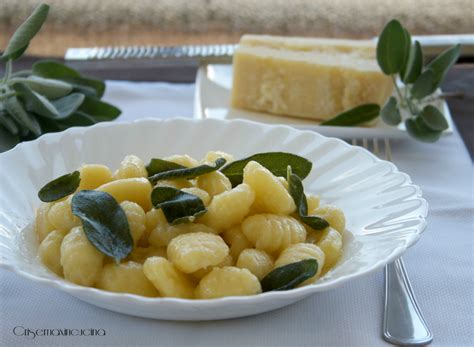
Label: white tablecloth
xmin=1 ymin=81 xmax=472 ymax=347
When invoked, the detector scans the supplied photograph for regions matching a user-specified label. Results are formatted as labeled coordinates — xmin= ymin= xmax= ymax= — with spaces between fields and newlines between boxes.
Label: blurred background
xmin=1 ymin=0 xmax=472 ymax=57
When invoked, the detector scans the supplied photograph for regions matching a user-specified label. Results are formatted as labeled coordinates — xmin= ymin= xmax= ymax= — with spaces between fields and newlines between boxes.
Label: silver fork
xmin=352 ymin=138 xmax=433 ymax=346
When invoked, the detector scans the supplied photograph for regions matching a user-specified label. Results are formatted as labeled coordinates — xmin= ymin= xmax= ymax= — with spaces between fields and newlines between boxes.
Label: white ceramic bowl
xmin=0 ymin=118 xmax=428 ymax=321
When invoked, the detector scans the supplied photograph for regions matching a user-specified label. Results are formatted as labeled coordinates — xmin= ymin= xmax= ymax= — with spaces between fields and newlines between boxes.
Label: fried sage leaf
xmin=221 ymin=152 xmax=312 ymax=187
xmin=149 ymin=158 xmax=226 ymax=184
xmin=287 ymin=168 xmax=329 ymax=230
xmin=37 ymin=170 xmax=80 ymax=202
xmin=151 ymin=186 xmax=207 ymax=224
xmin=71 ymin=190 xmax=133 ymax=262
xmin=261 ymin=259 xmax=318 ymax=292
xmin=146 ymin=158 xmax=186 ymax=177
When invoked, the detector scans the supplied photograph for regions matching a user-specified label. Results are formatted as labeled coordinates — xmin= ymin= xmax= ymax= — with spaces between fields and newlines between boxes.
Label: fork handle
xmin=383 ymin=258 xmax=433 ymax=345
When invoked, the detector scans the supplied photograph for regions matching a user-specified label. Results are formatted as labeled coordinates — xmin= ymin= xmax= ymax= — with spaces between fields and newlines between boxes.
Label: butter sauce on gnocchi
xmin=35 ymin=151 xmax=345 ymax=299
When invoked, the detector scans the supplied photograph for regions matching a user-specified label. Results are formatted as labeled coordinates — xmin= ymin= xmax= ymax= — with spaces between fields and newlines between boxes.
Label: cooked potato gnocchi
xmin=167 ymin=232 xmax=229 ymax=273
xmin=274 ymin=243 xmax=325 ymax=284
xmin=195 ymin=266 xmax=261 ymax=299
xmin=242 ymin=214 xmax=306 ymax=254
xmin=60 ymin=226 xmax=104 ymax=286
xmin=199 ymin=183 xmax=255 ymax=231
xmin=243 ymin=161 xmax=296 ymax=214
xmin=236 ymin=249 xmax=274 ymax=280
xmin=39 ymin=230 xmax=66 ymax=275
xmin=97 ymin=261 xmax=158 ymax=297
xmin=35 ymin=151 xmax=346 ymax=299
xmin=143 ymin=257 xmax=195 ymax=298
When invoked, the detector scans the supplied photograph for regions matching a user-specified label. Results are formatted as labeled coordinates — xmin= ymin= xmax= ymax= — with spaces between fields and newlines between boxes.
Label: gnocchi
xmin=78 ymin=164 xmax=113 ymax=190
xmin=113 ymin=155 xmax=147 ymax=180
xmin=48 ymin=195 xmax=80 ymax=232
xmin=243 ymin=161 xmax=296 ymax=215
xmin=148 ymin=223 xmax=216 ymax=248
xmin=97 ymin=177 xmax=152 ymax=211
xmin=38 ymin=230 xmax=66 ymax=275
xmin=196 ymin=171 xmax=232 ymax=197
xmin=35 ymin=151 xmax=346 ymax=299
xmin=317 ymin=227 xmax=343 ymax=273
xmin=242 ymin=214 xmax=306 ymax=254
xmin=60 ymin=226 xmax=104 ymax=286
xmin=222 ymin=225 xmax=253 ymax=259
xmin=199 ymin=183 xmax=255 ymax=232
xmin=120 ymin=201 xmax=146 ymax=245
xmin=143 ymin=257 xmax=195 ymax=298
xmin=274 ymin=243 xmax=325 ymax=284
xmin=167 ymin=232 xmax=229 ymax=273
xmin=236 ymin=249 xmax=274 ymax=280
xmin=97 ymin=261 xmax=158 ymax=297
xmin=195 ymin=266 xmax=261 ymax=299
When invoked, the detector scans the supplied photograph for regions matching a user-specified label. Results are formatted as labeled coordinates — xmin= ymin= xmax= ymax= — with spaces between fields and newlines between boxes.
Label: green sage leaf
xmin=380 ymin=96 xmax=401 ymax=126
xmin=151 ymin=186 xmax=207 ymax=224
xmin=72 ymin=190 xmax=133 ymax=262
xmin=66 ymin=77 xmax=105 ymax=98
xmin=261 ymin=259 xmax=318 ymax=292
xmin=399 ymin=28 xmax=412 ymax=79
xmin=149 ymin=158 xmax=226 ymax=184
xmin=4 ymin=96 xmax=41 ymax=136
xmin=0 ymin=112 xmax=19 ymax=135
xmin=51 ymin=93 xmax=85 ymax=118
xmin=402 ymin=40 xmax=423 ymax=84
xmin=300 ymin=215 xmax=331 ymax=230
xmin=425 ymin=44 xmax=461 ymax=93
xmin=287 ymin=169 xmax=329 ymax=231
xmin=32 ymin=61 xmax=105 ymax=98
xmin=21 ymin=76 xmax=73 ymax=99
xmin=376 ymin=19 xmax=409 ymax=75
xmin=1 ymin=4 xmax=49 ymax=61
xmin=419 ymin=105 xmax=448 ymax=131
xmin=405 ymin=117 xmax=442 ymax=143
xmin=320 ymin=104 xmax=380 ymax=127
xmin=78 ymin=96 xmax=121 ymax=121
xmin=32 ymin=60 xmax=81 ymax=79
xmin=59 ymin=111 xmax=96 ymax=128
xmin=411 ymin=69 xmax=435 ymax=100
xmin=12 ymin=83 xmax=59 ymax=118
xmin=146 ymin=159 xmax=186 ymax=176
xmin=221 ymin=152 xmax=312 ymax=187
xmin=38 ymin=171 xmax=81 ymax=202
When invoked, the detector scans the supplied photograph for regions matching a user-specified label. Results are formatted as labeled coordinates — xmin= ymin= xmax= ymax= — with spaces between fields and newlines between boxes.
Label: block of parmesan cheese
xmin=231 ymin=35 xmax=393 ymax=121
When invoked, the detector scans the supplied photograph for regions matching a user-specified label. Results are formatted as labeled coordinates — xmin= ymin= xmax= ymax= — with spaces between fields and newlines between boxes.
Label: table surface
xmin=0 ymin=58 xmax=473 ymax=347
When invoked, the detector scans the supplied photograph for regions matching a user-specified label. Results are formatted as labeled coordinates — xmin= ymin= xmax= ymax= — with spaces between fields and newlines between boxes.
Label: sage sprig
xmin=0 ymin=4 xmax=121 ymax=152
xmin=261 ymin=259 xmax=318 ymax=292
xmin=72 ymin=190 xmax=133 ymax=263
xmin=321 ymin=19 xmax=461 ymax=143
xmin=37 ymin=170 xmax=81 ymax=202
xmin=151 ymin=186 xmax=207 ymax=224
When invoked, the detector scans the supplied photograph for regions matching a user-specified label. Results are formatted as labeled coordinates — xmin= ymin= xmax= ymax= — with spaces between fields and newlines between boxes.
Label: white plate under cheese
xmin=194 ymin=64 xmax=454 ymax=139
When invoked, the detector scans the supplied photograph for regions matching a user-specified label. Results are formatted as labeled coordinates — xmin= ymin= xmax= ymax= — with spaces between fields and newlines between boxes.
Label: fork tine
xmin=373 ymin=138 xmax=380 ymax=156
xmin=362 ymin=138 xmax=368 ymax=149
xmin=384 ymin=138 xmax=393 ymax=161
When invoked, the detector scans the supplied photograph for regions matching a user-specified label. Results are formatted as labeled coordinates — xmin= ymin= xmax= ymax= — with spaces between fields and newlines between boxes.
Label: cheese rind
xmin=231 ymin=36 xmax=393 ymax=121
